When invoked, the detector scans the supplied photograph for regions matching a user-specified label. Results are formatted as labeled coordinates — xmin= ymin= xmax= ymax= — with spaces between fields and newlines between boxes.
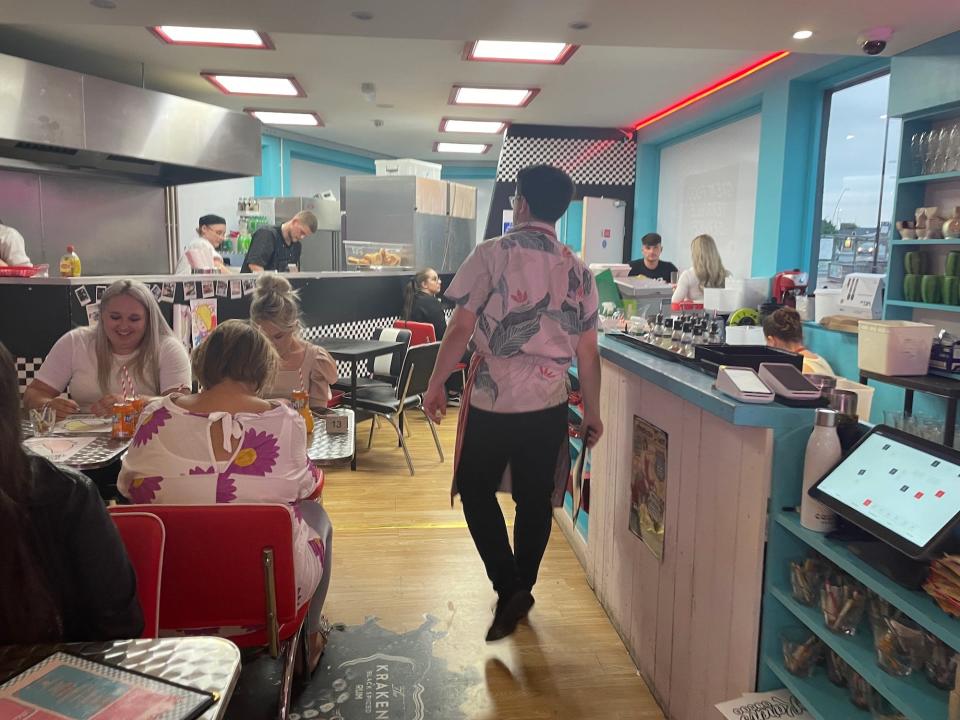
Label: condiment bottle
xmin=680 ymin=322 xmax=694 ymax=357
xmin=59 ymin=245 xmax=81 ymax=277
xmin=292 ymin=389 xmax=315 ymax=434
xmin=660 ymin=318 xmax=674 ymax=348
xmin=801 ymin=408 xmax=840 ymax=532
xmin=669 ymin=320 xmax=683 ymax=353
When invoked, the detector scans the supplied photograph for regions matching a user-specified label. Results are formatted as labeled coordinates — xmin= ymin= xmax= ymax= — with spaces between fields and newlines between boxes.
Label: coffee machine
xmin=772 ymin=270 xmax=809 ymax=308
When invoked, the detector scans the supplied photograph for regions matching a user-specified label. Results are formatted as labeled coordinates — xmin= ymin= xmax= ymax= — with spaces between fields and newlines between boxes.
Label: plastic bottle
xmin=660 ymin=318 xmax=674 ymax=349
xmin=59 ymin=245 xmax=81 ymax=277
xmin=801 ymin=408 xmax=841 ymax=532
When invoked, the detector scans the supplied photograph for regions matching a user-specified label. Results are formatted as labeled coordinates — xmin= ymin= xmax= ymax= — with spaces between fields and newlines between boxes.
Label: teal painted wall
xmin=441 ymin=166 xmax=497 ymax=181
xmin=558 ymin=200 xmax=584 ymax=252
xmin=889 ymin=31 xmax=960 ymax=118
xmin=254 ymin=133 xmax=376 ymax=197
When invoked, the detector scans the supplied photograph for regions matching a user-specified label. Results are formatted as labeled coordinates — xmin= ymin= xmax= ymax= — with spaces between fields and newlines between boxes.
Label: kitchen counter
xmin=0 ymin=270 xmax=419 ymax=286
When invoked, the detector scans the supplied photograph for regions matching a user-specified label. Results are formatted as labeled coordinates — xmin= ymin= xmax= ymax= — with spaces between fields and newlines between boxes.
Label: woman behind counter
xmin=24 ymin=279 xmax=191 ymax=418
xmin=175 ymin=214 xmax=227 ymax=275
xmin=672 ymin=233 xmax=729 ymax=304
xmin=0 ymin=341 xmax=143 ymax=642
xmin=251 ymin=274 xmax=337 ymax=410
xmin=763 ymin=307 xmax=835 ymax=376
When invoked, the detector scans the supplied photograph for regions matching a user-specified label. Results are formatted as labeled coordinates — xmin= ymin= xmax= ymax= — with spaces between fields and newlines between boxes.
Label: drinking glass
xmin=936 ymin=127 xmax=950 ymax=173
xmin=29 ymin=404 xmax=56 ymax=436
xmin=910 ymin=133 xmax=923 ymax=175
xmin=669 ymin=271 xmax=679 ymax=285
xmin=926 ymin=130 xmax=941 ymax=175
xmin=919 ymin=131 xmax=932 ymax=175
xmin=781 ymin=627 xmax=822 ymax=677
xmin=948 ymin=124 xmax=960 ymax=173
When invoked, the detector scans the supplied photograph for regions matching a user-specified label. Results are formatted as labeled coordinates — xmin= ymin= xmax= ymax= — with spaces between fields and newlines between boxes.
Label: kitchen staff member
xmin=0 ymin=219 xmax=31 ymax=266
xmin=175 ymin=214 xmax=226 ymax=274
xmin=241 ymin=211 xmax=318 ymax=273
xmin=628 ymin=232 xmax=677 ymax=281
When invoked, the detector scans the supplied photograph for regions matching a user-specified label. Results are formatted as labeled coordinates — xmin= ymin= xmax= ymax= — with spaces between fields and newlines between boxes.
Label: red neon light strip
xmin=633 ymin=50 xmax=790 ymax=130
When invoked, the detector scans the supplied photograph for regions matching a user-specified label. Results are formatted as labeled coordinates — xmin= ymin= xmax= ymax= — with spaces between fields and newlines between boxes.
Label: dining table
xmin=307 ymin=407 xmax=355 ymax=466
xmin=314 ymin=337 xmax=403 ymax=469
xmin=0 ymin=637 xmax=241 ymax=720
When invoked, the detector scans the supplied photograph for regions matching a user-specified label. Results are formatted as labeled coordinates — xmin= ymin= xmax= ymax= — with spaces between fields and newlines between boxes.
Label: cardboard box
xmin=838 ymin=273 xmax=885 ymax=319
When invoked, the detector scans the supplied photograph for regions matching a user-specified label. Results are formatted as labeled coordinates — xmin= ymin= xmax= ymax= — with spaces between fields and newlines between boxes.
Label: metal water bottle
xmin=801 ymin=408 xmax=841 ymax=532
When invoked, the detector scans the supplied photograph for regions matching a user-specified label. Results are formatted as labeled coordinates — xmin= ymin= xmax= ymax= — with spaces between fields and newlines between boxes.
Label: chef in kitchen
xmin=174 ymin=213 xmax=227 ymax=274
xmin=0 ymin=219 xmax=31 ymax=266
xmin=240 ymin=211 xmax=318 ymax=273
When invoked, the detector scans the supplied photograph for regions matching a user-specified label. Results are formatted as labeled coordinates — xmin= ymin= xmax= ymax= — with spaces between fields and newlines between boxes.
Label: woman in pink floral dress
xmin=119 ymin=320 xmax=332 ymax=669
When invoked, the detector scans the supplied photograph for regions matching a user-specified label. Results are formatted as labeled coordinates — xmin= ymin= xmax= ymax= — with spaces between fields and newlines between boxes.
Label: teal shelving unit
xmin=885 ymin=103 xmax=960 ymax=322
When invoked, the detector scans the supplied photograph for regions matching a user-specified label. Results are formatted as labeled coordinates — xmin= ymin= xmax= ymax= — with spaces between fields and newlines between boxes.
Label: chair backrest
xmin=393 ymin=320 xmax=436 ymax=346
xmin=396 ymin=342 xmax=441 ymax=400
xmin=372 ymin=327 xmax=411 ymax=377
xmin=110 ymin=504 xmax=299 ymax=634
xmin=109 ymin=510 xmax=165 ymax=639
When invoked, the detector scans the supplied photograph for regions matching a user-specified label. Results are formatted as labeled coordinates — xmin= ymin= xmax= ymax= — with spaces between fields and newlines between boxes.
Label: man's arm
xmin=243 ymin=229 xmax=274 ymax=273
xmin=422 ymin=306 xmax=476 ymax=422
xmin=247 ymin=264 xmax=265 ymax=273
xmin=576 ymin=328 xmax=603 ymax=448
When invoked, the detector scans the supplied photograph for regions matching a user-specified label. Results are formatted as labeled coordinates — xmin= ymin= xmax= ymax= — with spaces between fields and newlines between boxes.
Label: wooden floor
xmin=321 ymin=411 xmax=665 ymax=720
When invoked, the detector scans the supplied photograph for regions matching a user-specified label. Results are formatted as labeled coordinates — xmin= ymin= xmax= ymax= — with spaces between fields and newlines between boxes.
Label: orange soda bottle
xmin=292 ymin=389 xmax=314 ymax=434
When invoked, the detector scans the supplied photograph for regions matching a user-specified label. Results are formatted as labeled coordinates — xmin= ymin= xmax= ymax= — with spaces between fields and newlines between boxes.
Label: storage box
xmin=375 ymin=158 xmax=442 ymax=180
xmin=703 ymin=288 xmax=744 ymax=313
xmin=814 ymin=289 xmax=841 ymax=322
xmin=593 ymin=263 xmax=631 ymax=278
xmin=857 ymin=320 xmax=936 ymax=376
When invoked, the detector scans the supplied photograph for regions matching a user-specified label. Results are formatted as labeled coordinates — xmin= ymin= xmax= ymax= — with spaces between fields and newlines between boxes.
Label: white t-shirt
xmin=0 ymin=224 xmax=31 ymax=266
xmin=35 ymin=328 xmax=191 ymax=412
xmin=175 ymin=237 xmax=222 ymax=275
xmin=671 ymin=267 xmax=704 ymax=303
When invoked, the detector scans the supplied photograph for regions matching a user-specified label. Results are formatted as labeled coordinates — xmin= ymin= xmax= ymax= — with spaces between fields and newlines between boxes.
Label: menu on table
xmin=0 ymin=652 xmax=215 ymax=720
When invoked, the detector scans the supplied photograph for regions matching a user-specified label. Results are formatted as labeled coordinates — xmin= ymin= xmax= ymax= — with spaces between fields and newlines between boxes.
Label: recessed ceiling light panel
xmin=151 ymin=26 xmax=273 ymax=48
xmin=202 ymin=72 xmax=305 ymax=97
xmin=246 ymin=109 xmax=323 ymax=126
xmin=450 ymin=86 xmax=539 ymax=107
xmin=792 ymin=29 xmax=814 ymax=40
xmin=440 ymin=118 xmax=508 ymax=134
xmin=464 ymin=40 xmax=577 ymax=64
xmin=434 ymin=142 xmax=491 ymax=154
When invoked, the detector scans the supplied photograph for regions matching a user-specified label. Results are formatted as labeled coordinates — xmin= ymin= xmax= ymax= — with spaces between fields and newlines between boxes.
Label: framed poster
xmin=629 ymin=415 xmax=668 ymax=560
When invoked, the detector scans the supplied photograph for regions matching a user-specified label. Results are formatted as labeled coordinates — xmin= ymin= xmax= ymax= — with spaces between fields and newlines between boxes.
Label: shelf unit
xmin=885 ymin=104 xmax=960 ymax=322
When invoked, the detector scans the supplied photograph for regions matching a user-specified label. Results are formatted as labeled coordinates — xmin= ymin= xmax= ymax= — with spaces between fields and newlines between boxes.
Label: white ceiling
xmin=1 ymin=0 xmax=958 ymax=162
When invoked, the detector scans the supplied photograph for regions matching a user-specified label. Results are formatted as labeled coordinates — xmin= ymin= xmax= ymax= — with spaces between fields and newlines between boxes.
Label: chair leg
xmin=398 ymin=413 xmax=404 ymax=446
xmin=383 ymin=414 xmax=414 ymax=475
xmin=420 ymin=407 xmax=444 ymax=462
xmin=367 ymin=417 xmax=376 ymax=449
xmin=276 ymin=620 xmax=305 ymax=720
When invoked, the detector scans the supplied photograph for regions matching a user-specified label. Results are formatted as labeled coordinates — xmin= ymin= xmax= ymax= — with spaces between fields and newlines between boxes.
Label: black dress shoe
xmin=485 ymin=590 xmax=535 ymax=642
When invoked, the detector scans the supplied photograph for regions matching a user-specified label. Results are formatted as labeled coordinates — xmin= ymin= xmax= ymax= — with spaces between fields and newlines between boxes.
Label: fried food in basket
xmin=347 ymin=248 xmax=403 ymax=267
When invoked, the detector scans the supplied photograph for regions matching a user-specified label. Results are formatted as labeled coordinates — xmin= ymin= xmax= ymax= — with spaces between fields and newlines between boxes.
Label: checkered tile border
xmin=303 ymin=315 xmax=400 ymax=377
xmin=496 ymin=136 xmax=637 ymax=185
xmin=16 ymin=357 xmax=43 ymax=394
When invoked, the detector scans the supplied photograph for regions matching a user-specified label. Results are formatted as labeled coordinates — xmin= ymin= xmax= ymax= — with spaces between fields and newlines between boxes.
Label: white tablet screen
xmin=816 ymin=432 xmax=960 ymax=548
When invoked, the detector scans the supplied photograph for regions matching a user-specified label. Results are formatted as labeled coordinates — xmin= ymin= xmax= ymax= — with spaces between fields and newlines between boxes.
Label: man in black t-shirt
xmin=241 ymin=210 xmax=318 ymax=273
xmin=628 ymin=232 xmax=678 ymax=282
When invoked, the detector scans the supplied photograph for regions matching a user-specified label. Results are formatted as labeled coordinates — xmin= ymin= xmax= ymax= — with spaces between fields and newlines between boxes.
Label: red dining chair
xmin=109 ymin=510 xmax=165 ymax=639
xmin=393 ymin=320 xmax=436 ymax=346
xmin=110 ymin=504 xmax=312 ymax=720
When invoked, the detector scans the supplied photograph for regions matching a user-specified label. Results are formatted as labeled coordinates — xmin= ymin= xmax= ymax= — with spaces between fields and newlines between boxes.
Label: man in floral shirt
xmin=424 ymin=164 xmax=603 ymax=642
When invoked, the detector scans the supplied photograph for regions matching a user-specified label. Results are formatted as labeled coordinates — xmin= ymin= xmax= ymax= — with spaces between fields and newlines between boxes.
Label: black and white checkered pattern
xmin=496 ymin=136 xmax=637 ymax=185
xmin=15 ymin=357 xmax=44 ymax=394
xmin=302 ymin=316 xmax=400 ymax=377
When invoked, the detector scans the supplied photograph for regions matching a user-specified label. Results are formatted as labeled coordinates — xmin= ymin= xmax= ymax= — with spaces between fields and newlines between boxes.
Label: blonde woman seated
xmin=251 ymin=275 xmax=337 ymax=410
xmin=763 ymin=307 xmax=835 ymax=376
xmin=118 ymin=320 xmax=332 ymax=669
xmin=24 ymin=280 xmax=191 ymax=418
xmin=671 ymin=234 xmax=730 ymax=304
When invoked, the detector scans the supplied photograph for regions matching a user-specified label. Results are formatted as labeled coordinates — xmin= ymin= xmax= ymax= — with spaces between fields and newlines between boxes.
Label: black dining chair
xmin=332 ymin=327 xmax=412 ymax=393
xmin=352 ymin=342 xmax=443 ymax=476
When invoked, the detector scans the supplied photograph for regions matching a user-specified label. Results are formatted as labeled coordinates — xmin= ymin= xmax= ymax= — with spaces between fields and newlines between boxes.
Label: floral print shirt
xmin=118 ymin=396 xmax=324 ymax=608
xmin=444 ymin=221 xmax=599 ymax=413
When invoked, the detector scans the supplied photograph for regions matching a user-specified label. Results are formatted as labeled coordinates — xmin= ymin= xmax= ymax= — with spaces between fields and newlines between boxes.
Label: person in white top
xmin=0 ymin=220 xmax=31 ymax=266
xmin=763 ymin=307 xmax=835 ymax=376
xmin=671 ymin=233 xmax=730 ymax=304
xmin=174 ymin=214 xmax=227 ymax=275
xmin=24 ymin=280 xmax=191 ymax=417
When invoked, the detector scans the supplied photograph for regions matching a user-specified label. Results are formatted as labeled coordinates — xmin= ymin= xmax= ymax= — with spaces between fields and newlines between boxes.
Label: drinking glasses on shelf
xmin=919 ymin=131 xmax=932 ymax=175
xmin=781 ymin=626 xmax=823 ymax=677
xmin=925 ymin=130 xmax=940 ymax=175
xmin=948 ymin=124 xmax=960 ymax=173
xmin=934 ymin=127 xmax=950 ymax=174
xmin=821 ymin=573 xmax=867 ymax=635
xmin=910 ymin=133 xmax=924 ymax=176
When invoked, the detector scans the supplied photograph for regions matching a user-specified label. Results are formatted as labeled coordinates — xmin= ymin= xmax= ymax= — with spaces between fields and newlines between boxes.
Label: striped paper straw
xmin=298 ymin=368 xmax=305 ymax=393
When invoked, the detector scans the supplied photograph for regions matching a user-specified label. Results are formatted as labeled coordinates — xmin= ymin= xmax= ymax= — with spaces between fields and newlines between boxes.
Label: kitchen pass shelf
xmin=771 ymin=586 xmax=948 ymax=720
xmin=764 ymin=656 xmax=868 ymax=720
xmin=776 ymin=512 xmax=960 ymax=652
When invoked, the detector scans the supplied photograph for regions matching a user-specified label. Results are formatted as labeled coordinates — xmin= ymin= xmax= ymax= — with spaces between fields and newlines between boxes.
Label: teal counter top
xmin=599 ymin=334 xmax=815 ymax=429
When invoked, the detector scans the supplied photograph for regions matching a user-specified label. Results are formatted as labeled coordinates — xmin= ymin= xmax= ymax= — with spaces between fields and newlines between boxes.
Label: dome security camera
xmin=858 ymin=27 xmax=893 ymax=55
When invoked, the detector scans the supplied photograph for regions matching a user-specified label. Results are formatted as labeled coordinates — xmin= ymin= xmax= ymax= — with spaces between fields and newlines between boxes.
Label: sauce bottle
xmin=59 ymin=245 xmax=81 ymax=277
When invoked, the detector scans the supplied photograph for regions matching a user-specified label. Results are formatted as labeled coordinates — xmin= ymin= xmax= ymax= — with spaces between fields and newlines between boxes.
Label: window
xmin=812 ymin=73 xmax=901 ymax=290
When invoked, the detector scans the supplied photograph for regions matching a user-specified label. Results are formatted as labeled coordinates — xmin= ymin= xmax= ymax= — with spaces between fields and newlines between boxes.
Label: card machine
xmin=715 ymin=366 xmax=775 ymax=404
xmin=758 ymin=362 xmax=822 ymax=400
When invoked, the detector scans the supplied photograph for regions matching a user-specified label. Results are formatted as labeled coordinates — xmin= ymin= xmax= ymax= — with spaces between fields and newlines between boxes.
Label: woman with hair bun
xmin=763 ymin=307 xmax=835 ymax=376
xmin=250 ymin=274 xmax=337 ymax=409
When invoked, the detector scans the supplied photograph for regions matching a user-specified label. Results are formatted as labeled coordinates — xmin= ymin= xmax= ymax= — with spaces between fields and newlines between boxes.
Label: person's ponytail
xmin=402 ymin=278 xmax=418 ymax=320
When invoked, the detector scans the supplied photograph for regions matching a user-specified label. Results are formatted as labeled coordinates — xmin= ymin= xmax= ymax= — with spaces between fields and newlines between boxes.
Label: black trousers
xmin=457 ymin=403 xmax=568 ymax=597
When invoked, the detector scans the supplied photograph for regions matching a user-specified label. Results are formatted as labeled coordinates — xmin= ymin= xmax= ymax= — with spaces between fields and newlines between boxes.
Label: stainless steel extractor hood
xmin=0 ymin=53 xmax=261 ymax=185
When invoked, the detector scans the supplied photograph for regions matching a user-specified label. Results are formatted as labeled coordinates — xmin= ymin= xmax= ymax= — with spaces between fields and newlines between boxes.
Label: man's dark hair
xmin=641 ymin=232 xmax=662 ymax=247
xmin=516 ymin=165 xmax=574 ymax=223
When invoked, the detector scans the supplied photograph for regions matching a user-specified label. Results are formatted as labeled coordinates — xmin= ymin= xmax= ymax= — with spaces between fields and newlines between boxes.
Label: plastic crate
xmin=374 ymin=158 xmax=442 ymax=180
